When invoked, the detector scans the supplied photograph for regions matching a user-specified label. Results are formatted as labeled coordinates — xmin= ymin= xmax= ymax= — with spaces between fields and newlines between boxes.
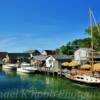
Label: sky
xmin=0 ymin=0 xmax=100 ymax=52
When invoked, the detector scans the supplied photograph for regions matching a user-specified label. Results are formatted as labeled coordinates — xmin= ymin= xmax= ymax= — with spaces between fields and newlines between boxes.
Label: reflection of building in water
xmin=17 ymin=72 xmax=31 ymax=80
xmin=45 ymin=77 xmax=50 ymax=85
xmin=46 ymin=77 xmax=49 ymax=84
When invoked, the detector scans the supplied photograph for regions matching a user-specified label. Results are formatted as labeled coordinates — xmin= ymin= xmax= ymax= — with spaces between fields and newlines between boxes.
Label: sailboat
xmin=65 ymin=9 xmax=100 ymax=87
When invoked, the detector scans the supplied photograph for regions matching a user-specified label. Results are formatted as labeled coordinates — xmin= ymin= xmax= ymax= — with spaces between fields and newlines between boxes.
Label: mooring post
xmin=59 ymin=63 xmax=61 ymax=77
xmin=47 ymin=67 xmax=50 ymax=75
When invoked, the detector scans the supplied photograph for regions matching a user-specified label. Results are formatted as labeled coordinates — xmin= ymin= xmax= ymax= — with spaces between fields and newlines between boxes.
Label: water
xmin=0 ymin=68 xmax=100 ymax=100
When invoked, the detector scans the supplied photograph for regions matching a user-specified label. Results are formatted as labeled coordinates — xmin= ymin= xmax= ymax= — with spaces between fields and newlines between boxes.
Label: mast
xmin=89 ymin=8 xmax=94 ymax=74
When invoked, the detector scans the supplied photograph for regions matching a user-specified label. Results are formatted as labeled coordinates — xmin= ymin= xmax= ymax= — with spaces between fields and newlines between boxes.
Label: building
xmin=41 ymin=50 xmax=59 ymax=55
xmin=31 ymin=55 xmax=48 ymax=66
xmin=46 ymin=55 xmax=72 ymax=72
xmin=74 ymin=48 xmax=91 ymax=64
xmin=4 ymin=53 xmax=31 ymax=64
xmin=25 ymin=49 xmax=41 ymax=56
xmin=89 ymin=52 xmax=100 ymax=63
xmin=0 ymin=52 xmax=7 ymax=65
xmin=32 ymin=55 xmax=48 ymax=61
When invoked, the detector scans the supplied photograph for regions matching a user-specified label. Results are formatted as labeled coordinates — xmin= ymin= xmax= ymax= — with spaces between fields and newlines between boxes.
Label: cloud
xmin=0 ymin=31 xmax=89 ymax=52
xmin=0 ymin=37 xmax=17 ymax=48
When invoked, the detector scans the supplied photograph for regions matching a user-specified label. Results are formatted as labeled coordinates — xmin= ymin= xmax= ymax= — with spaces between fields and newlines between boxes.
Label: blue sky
xmin=0 ymin=0 xmax=99 ymax=52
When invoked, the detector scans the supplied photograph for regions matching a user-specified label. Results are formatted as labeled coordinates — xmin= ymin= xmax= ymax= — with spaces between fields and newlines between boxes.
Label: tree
xmin=56 ymin=38 xmax=91 ymax=55
xmin=56 ymin=23 xmax=100 ymax=55
xmin=85 ymin=23 xmax=100 ymax=37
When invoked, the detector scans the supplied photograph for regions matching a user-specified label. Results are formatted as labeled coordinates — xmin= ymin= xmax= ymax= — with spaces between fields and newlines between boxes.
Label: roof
xmin=8 ymin=53 xmax=30 ymax=59
xmin=25 ymin=50 xmax=40 ymax=55
xmin=33 ymin=55 xmax=48 ymax=61
xmin=0 ymin=52 xmax=7 ymax=59
xmin=76 ymin=48 xmax=91 ymax=51
xmin=42 ymin=50 xmax=58 ymax=55
xmin=51 ymin=55 xmax=73 ymax=61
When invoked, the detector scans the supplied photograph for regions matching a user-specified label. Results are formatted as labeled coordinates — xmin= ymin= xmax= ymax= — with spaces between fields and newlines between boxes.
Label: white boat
xmin=20 ymin=62 xmax=31 ymax=67
xmin=65 ymin=9 xmax=100 ymax=87
xmin=2 ymin=64 xmax=18 ymax=70
xmin=65 ymin=74 xmax=100 ymax=87
xmin=17 ymin=67 xmax=37 ymax=74
xmin=17 ymin=62 xmax=37 ymax=73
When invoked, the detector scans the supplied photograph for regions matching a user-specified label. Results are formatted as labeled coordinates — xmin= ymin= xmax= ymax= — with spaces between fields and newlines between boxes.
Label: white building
xmin=74 ymin=48 xmax=91 ymax=64
xmin=46 ymin=55 xmax=72 ymax=72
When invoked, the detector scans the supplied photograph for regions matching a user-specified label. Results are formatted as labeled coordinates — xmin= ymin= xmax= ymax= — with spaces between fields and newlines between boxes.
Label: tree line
xmin=56 ymin=23 xmax=100 ymax=55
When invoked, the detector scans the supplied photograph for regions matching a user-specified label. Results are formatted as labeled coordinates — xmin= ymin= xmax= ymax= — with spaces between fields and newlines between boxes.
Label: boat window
xmin=77 ymin=77 xmax=80 ymax=79
xmin=81 ymin=77 xmax=83 ymax=79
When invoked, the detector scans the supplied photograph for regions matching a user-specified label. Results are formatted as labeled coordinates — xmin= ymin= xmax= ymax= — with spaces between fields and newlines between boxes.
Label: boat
xmin=65 ymin=9 xmax=100 ymax=87
xmin=17 ymin=67 xmax=37 ymax=74
xmin=17 ymin=62 xmax=37 ymax=74
xmin=65 ymin=75 xmax=100 ymax=87
xmin=2 ymin=64 xmax=18 ymax=70
xmin=20 ymin=62 xmax=31 ymax=67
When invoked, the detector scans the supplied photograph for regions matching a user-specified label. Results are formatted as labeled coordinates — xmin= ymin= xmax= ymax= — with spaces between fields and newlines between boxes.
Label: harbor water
xmin=0 ymin=67 xmax=100 ymax=100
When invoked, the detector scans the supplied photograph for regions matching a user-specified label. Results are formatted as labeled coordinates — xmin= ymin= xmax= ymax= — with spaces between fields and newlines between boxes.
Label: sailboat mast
xmin=89 ymin=8 xmax=94 ymax=74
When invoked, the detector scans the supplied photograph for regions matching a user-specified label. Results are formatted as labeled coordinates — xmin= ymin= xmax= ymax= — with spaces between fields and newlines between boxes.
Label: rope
xmin=90 ymin=10 xmax=100 ymax=35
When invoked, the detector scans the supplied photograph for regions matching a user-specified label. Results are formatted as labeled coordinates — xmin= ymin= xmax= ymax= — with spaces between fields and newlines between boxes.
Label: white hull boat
xmin=20 ymin=62 xmax=31 ymax=67
xmin=2 ymin=64 xmax=18 ymax=70
xmin=65 ymin=74 xmax=100 ymax=87
xmin=17 ymin=67 xmax=37 ymax=74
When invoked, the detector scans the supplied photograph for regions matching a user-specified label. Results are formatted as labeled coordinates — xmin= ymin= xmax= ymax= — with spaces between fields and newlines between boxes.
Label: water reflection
xmin=0 ymin=71 xmax=6 ymax=80
xmin=17 ymin=72 xmax=32 ymax=80
xmin=2 ymin=68 xmax=15 ymax=74
xmin=0 ymin=69 xmax=100 ymax=99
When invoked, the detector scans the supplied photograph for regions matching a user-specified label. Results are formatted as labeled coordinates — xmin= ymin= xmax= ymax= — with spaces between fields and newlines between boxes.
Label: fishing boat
xmin=17 ymin=62 xmax=37 ymax=74
xmin=65 ymin=9 xmax=100 ymax=87
xmin=17 ymin=67 xmax=37 ymax=74
xmin=2 ymin=64 xmax=18 ymax=70
xmin=20 ymin=62 xmax=31 ymax=67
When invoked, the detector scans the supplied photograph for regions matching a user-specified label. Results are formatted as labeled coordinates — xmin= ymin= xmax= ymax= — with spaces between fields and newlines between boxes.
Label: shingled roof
xmin=33 ymin=55 xmax=48 ymax=61
xmin=51 ymin=54 xmax=73 ymax=61
xmin=8 ymin=53 xmax=30 ymax=59
xmin=25 ymin=50 xmax=40 ymax=55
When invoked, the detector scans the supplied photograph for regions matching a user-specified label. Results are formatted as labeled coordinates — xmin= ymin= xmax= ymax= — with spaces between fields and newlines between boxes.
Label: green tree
xmin=57 ymin=38 xmax=91 ymax=55
xmin=56 ymin=23 xmax=100 ymax=55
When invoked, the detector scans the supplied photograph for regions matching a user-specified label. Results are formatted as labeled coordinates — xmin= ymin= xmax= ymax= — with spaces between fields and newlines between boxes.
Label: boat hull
xmin=65 ymin=76 xmax=100 ymax=87
xmin=17 ymin=67 xmax=37 ymax=74
xmin=2 ymin=64 xmax=17 ymax=70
